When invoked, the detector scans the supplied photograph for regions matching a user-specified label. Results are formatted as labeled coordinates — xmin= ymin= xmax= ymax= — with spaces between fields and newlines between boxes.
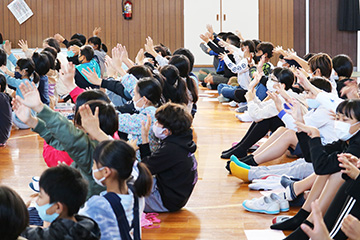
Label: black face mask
xmin=254 ymin=54 xmax=262 ymax=63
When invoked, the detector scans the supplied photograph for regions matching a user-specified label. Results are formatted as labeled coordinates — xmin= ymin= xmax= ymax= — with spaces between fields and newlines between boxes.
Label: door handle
xmin=224 ymin=14 xmax=226 ymax=21
xmin=216 ymin=14 xmax=219 ymax=21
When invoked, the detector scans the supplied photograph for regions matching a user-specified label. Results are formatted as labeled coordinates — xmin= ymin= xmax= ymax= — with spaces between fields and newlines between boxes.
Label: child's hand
xmin=128 ymin=139 xmax=139 ymax=151
xmin=12 ymin=96 xmax=38 ymax=128
xmin=341 ymin=214 xmax=360 ymax=240
xmin=82 ymin=67 xmax=102 ymax=86
xmin=135 ymin=48 xmax=145 ymax=65
xmin=338 ymin=153 xmax=360 ymax=180
xmin=118 ymin=44 xmax=129 ymax=62
xmin=245 ymin=88 xmax=256 ymax=102
xmin=105 ymin=56 xmax=118 ymax=78
xmin=18 ymin=81 xmax=44 ymax=113
xmin=267 ymin=91 xmax=282 ymax=113
xmin=141 ymin=114 xmax=152 ymax=144
xmin=79 ymin=105 xmax=101 ymax=137
xmin=340 ymin=80 xmax=359 ymax=99
xmin=54 ymin=33 xmax=65 ymax=43
xmin=218 ymin=52 xmax=227 ymax=61
xmin=285 ymin=100 xmax=304 ymax=123
xmin=69 ymin=45 xmax=80 ymax=55
xmin=93 ymin=27 xmax=102 ymax=36
xmin=3 ymin=40 xmax=12 ymax=55
xmin=59 ymin=62 xmax=76 ymax=91
xmin=199 ymin=34 xmax=210 ymax=43
xmin=206 ymin=24 xmax=214 ymax=35
xmin=18 ymin=39 xmax=32 ymax=58
xmin=295 ymin=121 xmax=320 ymax=138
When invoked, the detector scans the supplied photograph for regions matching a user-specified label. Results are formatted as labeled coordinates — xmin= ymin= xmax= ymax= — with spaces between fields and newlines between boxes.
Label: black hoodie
xmin=140 ymin=129 xmax=198 ymax=212
xmin=21 ymin=214 xmax=101 ymax=240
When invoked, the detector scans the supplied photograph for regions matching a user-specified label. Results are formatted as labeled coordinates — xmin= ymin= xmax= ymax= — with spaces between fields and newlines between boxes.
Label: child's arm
xmin=0 ymin=66 xmax=25 ymax=89
xmin=220 ymin=54 xmax=249 ymax=74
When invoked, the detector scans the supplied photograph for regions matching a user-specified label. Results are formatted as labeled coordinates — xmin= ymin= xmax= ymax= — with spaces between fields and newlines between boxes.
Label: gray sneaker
xmin=218 ymin=95 xmax=230 ymax=103
xmin=235 ymin=104 xmax=248 ymax=113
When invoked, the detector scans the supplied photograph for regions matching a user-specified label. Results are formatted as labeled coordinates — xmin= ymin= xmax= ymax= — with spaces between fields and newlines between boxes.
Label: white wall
xmin=184 ymin=0 xmax=259 ymax=66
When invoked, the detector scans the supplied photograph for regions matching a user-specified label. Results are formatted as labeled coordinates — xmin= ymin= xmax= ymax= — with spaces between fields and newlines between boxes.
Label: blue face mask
xmin=35 ymin=202 xmax=60 ymax=223
xmin=306 ymin=98 xmax=320 ymax=109
xmin=67 ymin=51 xmax=75 ymax=58
xmin=14 ymin=71 xmax=22 ymax=79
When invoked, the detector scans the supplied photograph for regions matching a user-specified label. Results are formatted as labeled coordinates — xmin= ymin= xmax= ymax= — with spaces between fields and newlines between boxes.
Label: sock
xmin=289 ymin=193 xmax=306 ymax=207
xmin=225 ymin=161 xmax=231 ymax=174
xmin=284 ymin=220 xmax=313 ymax=240
xmin=280 ymin=175 xmax=295 ymax=188
xmin=270 ymin=208 xmax=310 ymax=230
xmin=230 ymin=161 xmax=249 ymax=182
xmin=242 ymin=155 xmax=258 ymax=166
xmin=230 ymin=155 xmax=251 ymax=170
xmin=221 ymin=145 xmax=247 ymax=159
xmin=239 ymin=154 xmax=253 ymax=162
xmin=284 ymin=183 xmax=297 ymax=201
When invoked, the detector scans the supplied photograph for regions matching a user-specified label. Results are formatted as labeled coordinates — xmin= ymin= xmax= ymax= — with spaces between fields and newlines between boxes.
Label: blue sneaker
xmin=230 ymin=155 xmax=251 ymax=170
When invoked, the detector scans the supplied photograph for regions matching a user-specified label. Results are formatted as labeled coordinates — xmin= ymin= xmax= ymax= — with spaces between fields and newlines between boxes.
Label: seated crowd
xmin=0 ymin=23 xmax=360 ymax=240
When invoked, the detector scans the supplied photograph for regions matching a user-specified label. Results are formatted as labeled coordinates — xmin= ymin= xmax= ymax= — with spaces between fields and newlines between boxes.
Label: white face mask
xmin=334 ymin=121 xmax=360 ymax=141
xmin=330 ymin=71 xmax=339 ymax=81
xmin=92 ymin=167 xmax=106 ymax=187
xmin=306 ymin=98 xmax=320 ymax=109
xmin=266 ymin=79 xmax=277 ymax=92
xmin=152 ymin=124 xmax=168 ymax=140
xmin=134 ymin=97 xmax=145 ymax=111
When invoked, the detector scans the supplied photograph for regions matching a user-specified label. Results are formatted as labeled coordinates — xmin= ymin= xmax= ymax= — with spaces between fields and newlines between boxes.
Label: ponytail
xmin=101 ymin=43 xmax=108 ymax=53
xmin=185 ymin=76 xmax=198 ymax=103
xmin=32 ymin=72 xmax=40 ymax=84
xmin=133 ymin=162 xmax=153 ymax=197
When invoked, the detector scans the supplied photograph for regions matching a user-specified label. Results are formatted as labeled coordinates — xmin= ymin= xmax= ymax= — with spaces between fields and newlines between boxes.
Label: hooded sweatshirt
xmin=21 ymin=214 xmax=101 ymax=240
xmin=140 ymin=129 xmax=198 ymax=211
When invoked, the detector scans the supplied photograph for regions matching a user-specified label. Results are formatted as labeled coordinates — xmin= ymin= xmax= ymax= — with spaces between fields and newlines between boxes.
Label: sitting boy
xmin=0 ymin=73 xmax=12 ymax=147
xmin=21 ymin=165 xmax=101 ymax=239
xmin=140 ymin=102 xmax=198 ymax=212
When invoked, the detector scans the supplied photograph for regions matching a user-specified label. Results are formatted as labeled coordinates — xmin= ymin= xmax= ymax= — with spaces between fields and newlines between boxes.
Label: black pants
xmin=231 ymin=116 xmax=285 ymax=156
xmin=324 ymin=180 xmax=360 ymax=240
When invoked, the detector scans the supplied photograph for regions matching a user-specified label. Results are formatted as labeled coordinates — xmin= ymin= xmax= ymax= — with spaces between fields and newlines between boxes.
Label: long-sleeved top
xmin=140 ymin=129 xmax=198 ymax=211
xmin=21 ymin=215 xmax=101 ymax=240
xmin=0 ymin=92 xmax=12 ymax=144
xmin=38 ymin=75 xmax=50 ymax=105
xmin=223 ymin=55 xmax=253 ymax=90
xmin=296 ymin=131 xmax=360 ymax=175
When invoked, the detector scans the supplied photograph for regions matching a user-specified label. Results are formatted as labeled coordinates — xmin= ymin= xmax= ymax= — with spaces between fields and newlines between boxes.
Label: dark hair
xmin=155 ymin=102 xmax=193 ymax=135
xmin=226 ymin=34 xmax=241 ymax=48
xmin=217 ymin=32 xmax=227 ymax=40
xmin=154 ymin=45 xmax=168 ymax=57
xmin=168 ymin=55 xmax=198 ymax=103
xmin=336 ymin=99 xmax=360 ymax=121
xmin=257 ymin=42 xmax=274 ymax=58
xmin=39 ymin=165 xmax=88 ymax=216
xmin=79 ymin=45 xmax=94 ymax=61
xmin=0 ymin=48 xmax=7 ymax=66
xmin=308 ymin=53 xmax=332 ymax=79
xmin=127 ymin=65 xmax=152 ymax=80
xmin=159 ymin=43 xmax=172 ymax=56
xmin=173 ymin=48 xmax=195 ymax=72
xmin=137 ymin=77 xmax=162 ymax=106
xmin=0 ymin=74 xmax=6 ymax=92
xmin=44 ymin=38 xmax=61 ymax=53
xmin=303 ymin=53 xmax=315 ymax=61
xmin=310 ymin=77 xmax=332 ymax=93
xmin=74 ymin=89 xmax=111 ymax=113
xmin=0 ymin=186 xmax=29 ymax=240
xmin=242 ymin=40 xmax=255 ymax=53
xmin=75 ymin=100 xmax=118 ymax=136
xmin=160 ymin=65 xmax=189 ymax=105
xmin=93 ymin=140 xmax=152 ymax=197
xmin=0 ymin=33 xmax=3 ymax=44
xmin=68 ymin=39 xmax=83 ymax=48
xmin=252 ymin=39 xmax=261 ymax=49
xmin=17 ymin=58 xmax=40 ymax=84
xmin=332 ymin=54 xmax=353 ymax=78
xmin=272 ymin=67 xmax=283 ymax=79
xmin=32 ymin=52 xmax=51 ymax=76
xmin=42 ymin=47 xmax=60 ymax=71
xmin=71 ymin=33 xmax=86 ymax=45
xmin=277 ymin=68 xmax=295 ymax=90
xmin=88 ymin=36 xmax=108 ymax=53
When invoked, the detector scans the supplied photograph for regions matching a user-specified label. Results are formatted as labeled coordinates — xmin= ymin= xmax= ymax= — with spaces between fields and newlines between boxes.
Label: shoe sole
xmin=242 ymin=201 xmax=280 ymax=214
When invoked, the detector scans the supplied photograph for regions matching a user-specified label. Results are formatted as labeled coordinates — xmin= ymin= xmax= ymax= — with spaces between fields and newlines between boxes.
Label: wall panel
xmin=0 ymin=0 xmax=184 ymax=59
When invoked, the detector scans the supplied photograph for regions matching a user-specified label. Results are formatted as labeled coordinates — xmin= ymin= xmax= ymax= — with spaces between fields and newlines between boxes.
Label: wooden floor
xmin=0 ymin=87 xmax=299 ymax=239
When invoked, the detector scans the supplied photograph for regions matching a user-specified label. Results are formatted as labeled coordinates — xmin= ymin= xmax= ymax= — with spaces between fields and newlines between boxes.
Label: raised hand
xmin=267 ymin=91 xmax=283 ymax=112
xmin=295 ymin=69 xmax=311 ymax=89
xmin=59 ymin=62 xmax=76 ymax=91
xmin=18 ymin=81 xmax=44 ymax=113
xmin=135 ymin=48 xmax=145 ymax=65
xmin=295 ymin=121 xmax=320 ymax=137
xmin=93 ymin=27 xmax=102 ymax=36
xmin=54 ymin=33 xmax=65 ymax=43
xmin=218 ymin=52 xmax=227 ymax=61
xmin=199 ymin=34 xmax=210 ymax=43
xmin=12 ymin=96 xmax=38 ymax=128
xmin=3 ymin=40 xmax=12 ymax=55
xmin=285 ymin=100 xmax=305 ymax=123
xmin=81 ymin=67 xmax=102 ymax=86
xmin=111 ymin=46 xmax=126 ymax=76
xmin=206 ymin=24 xmax=214 ymax=35
xmin=104 ymin=55 xmax=117 ymax=78
xmin=141 ymin=114 xmax=152 ymax=144
xmin=79 ymin=104 xmax=101 ymax=138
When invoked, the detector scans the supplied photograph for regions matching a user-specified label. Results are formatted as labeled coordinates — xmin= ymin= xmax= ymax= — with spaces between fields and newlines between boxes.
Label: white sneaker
xmin=218 ymin=95 xmax=230 ymax=103
xmin=249 ymin=175 xmax=284 ymax=190
xmin=235 ymin=111 xmax=253 ymax=122
xmin=269 ymin=193 xmax=289 ymax=212
xmin=229 ymin=100 xmax=238 ymax=107
xmin=242 ymin=195 xmax=280 ymax=214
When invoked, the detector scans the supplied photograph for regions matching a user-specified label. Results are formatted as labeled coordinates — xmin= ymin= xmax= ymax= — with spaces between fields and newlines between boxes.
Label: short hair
xmin=39 ymin=165 xmax=88 ymax=216
xmin=303 ymin=53 xmax=315 ymax=61
xmin=155 ymin=102 xmax=193 ymax=135
xmin=0 ymin=33 xmax=3 ymax=43
xmin=277 ymin=68 xmax=295 ymax=90
xmin=137 ymin=77 xmax=162 ymax=106
xmin=173 ymin=48 xmax=195 ymax=72
xmin=256 ymin=42 xmax=274 ymax=58
xmin=32 ymin=52 xmax=51 ymax=76
xmin=75 ymin=100 xmax=118 ymax=136
xmin=0 ymin=48 xmax=7 ymax=66
xmin=127 ymin=65 xmax=152 ymax=80
xmin=0 ymin=186 xmax=29 ymax=240
xmin=242 ymin=40 xmax=255 ymax=53
xmin=71 ymin=33 xmax=86 ymax=45
xmin=68 ymin=39 xmax=83 ymax=48
xmin=226 ymin=34 xmax=241 ymax=48
xmin=332 ymin=54 xmax=353 ymax=78
xmin=74 ymin=89 xmax=111 ymax=113
xmin=336 ymin=99 xmax=360 ymax=121
xmin=308 ymin=53 xmax=332 ymax=79
xmin=80 ymin=45 xmax=94 ymax=61
xmin=43 ymin=38 xmax=61 ymax=53
xmin=0 ymin=74 xmax=6 ymax=92
xmin=310 ymin=77 xmax=332 ymax=93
